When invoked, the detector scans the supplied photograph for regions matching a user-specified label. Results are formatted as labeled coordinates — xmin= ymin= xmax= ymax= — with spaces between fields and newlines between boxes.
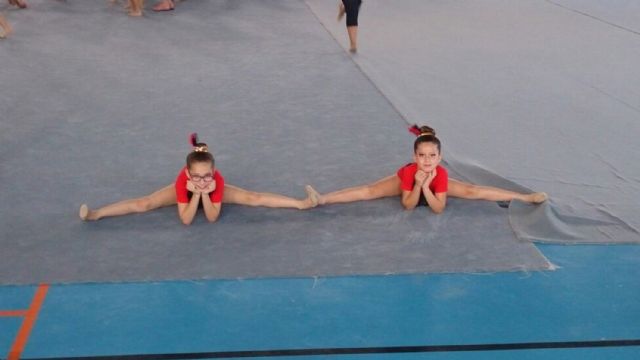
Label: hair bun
xmin=408 ymin=124 xmax=436 ymax=137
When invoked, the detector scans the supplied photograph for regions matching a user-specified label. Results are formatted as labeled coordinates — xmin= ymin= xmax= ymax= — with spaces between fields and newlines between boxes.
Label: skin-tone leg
xmin=317 ymin=175 xmax=402 ymax=205
xmin=0 ymin=15 xmax=11 ymax=39
xmin=128 ymin=0 xmax=143 ymax=17
xmin=447 ymin=178 xmax=547 ymax=204
xmin=223 ymin=184 xmax=318 ymax=210
xmin=337 ymin=2 xmax=345 ymax=21
xmin=347 ymin=26 xmax=358 ymax=53
xmin=80 ymin=184 xmax=176 ymax=221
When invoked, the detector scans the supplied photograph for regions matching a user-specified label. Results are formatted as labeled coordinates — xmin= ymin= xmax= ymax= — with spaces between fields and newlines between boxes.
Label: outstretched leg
xmin=80 ymin=184 xmax=176 ymax=221
xmin=223 ymin=184 xmax=318 ymax=210
xmin=448 ymin=178 xmax=547 ymax=204
xmin=317 ymin=175 xmax=402 ymax=205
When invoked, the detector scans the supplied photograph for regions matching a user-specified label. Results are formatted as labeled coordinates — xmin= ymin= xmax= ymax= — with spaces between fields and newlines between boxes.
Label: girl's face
xmin=413 ymin=142 xmax=442 ymax=173
xmin=188 ymin=161 xmax=215 ymax=190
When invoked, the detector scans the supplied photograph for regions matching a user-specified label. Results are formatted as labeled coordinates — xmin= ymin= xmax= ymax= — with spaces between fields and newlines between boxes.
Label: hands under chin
xmin=200 ymin=181 xmax=216 ymax=195
xmin=186 ymin=180 xmax=216 ymax=197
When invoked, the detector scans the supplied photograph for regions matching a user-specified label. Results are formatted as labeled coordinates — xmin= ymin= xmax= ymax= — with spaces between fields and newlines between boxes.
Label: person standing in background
xmin=0 ymin=14 xmax=12 ymax=39
xmin=337 ymin=0 xmax=362 ymax=53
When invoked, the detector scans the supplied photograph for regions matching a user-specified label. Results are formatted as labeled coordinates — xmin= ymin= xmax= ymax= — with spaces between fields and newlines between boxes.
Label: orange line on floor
xmin=0 ymin=310 xmax=28 ymax=317
xmin=7 ymin=284 xmax=49 ymax=360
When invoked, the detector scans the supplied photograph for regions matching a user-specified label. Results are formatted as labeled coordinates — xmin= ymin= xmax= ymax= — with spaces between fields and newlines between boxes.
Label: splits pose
xmin=80 ymin=134 xmax=318 ymax=225
xmin=311 ymin=125 xmax=547 ymax=213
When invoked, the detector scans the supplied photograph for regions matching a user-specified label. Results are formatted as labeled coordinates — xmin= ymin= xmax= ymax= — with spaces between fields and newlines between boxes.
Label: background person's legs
xmin=0 ymin=15 xmax=11 ymax=39
xmin=342 ymin=0 xmax=362 ymax=52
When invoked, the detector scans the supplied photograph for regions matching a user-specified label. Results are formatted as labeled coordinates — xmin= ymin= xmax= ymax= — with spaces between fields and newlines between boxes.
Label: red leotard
xmin=175 ymin=166 xmax=225 ymax=203
xmin=397 ymin=163 xmax=448 ymax=193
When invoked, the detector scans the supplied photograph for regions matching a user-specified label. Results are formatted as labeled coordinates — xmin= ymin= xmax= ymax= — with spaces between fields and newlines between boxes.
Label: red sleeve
xmin=397 ymin=163 xmax=417 ymax=191
xmin=430 ymin=165 xmax=448 ymax=193
xmin=208 ymin=171 xmax=224 ymax=203
xmin=175 ymin=167 xmax=190 ymax=203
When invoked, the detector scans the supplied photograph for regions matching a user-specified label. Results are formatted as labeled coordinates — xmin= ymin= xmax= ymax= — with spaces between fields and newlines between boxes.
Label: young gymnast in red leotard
xmin=311 ymin=125 xmax=547 ymax=213
xmin=80 ymin=134 xmax=318 ymax=225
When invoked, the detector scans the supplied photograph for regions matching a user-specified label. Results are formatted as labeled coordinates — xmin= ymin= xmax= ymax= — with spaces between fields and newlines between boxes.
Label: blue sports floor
xmin=2 ymin=244 xmax=640 ymax=359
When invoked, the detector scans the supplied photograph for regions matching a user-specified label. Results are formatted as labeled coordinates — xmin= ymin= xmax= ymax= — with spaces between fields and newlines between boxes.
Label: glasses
xmin=189 ymin=173 xmax=214 ymax=182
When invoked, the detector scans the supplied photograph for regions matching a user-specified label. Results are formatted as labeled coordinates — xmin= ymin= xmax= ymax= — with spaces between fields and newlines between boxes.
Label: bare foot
xmin=79 ymin=204 xmax=90 ymax=221
xmin=152 ymin=0 xmax=173 ymax=11
xmin=0 ymin=16 xmax=12 ymax=39
xmin=337 ymin=2 xmax=345 ymax=21
xmin=305 ymin=185 xmax=320 ymax=209
xmin=79 ymin=204 xmax=100 ymax=221
xmin=529 ymin=192 xmax=548 ymax=204
xmin=128 ymin=10 xmax=142 ymax=16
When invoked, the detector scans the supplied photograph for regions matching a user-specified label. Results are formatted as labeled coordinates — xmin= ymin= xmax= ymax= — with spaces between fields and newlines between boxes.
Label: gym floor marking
xmin=3 ymin=284 xmax=49 ymax=360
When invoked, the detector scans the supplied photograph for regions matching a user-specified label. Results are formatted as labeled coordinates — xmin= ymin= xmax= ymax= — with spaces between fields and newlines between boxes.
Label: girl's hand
xmin=186 ymin=180 xmax=200 ymax=194
xmin=201 ymin=180 xmax=217 ymax=194
xmin=414 ymin=170 xmax=428 ymax=186
xmin=424 ymin=168 xmax=438 ymax=187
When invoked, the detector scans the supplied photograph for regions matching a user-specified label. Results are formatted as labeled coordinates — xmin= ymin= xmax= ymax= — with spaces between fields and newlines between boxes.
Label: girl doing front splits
xmin=80 ymin=134 xmax=318 ymax=225
xmin=312 ymin=125 xmax=547 ymax=213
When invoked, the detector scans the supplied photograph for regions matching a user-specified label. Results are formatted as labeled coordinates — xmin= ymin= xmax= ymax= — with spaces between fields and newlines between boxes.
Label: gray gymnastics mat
xmin=307 ymin=0 xmax=640 ymax=244
xmin=0 ymin=0 xmax=551 ymax=285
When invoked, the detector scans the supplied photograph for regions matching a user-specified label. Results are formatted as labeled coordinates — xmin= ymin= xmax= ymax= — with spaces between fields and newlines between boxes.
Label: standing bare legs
xmin=338 ymin=0 xmax=362 ymax=53
xmin=0 ymin=15 xmax=12 ymax=39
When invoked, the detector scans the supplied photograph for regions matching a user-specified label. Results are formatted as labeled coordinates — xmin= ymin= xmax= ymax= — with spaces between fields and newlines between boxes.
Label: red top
xmin=174 ymin=166 xmax=225 ymax=203
xmin=397 ymin=163 xmax=448 ymax=193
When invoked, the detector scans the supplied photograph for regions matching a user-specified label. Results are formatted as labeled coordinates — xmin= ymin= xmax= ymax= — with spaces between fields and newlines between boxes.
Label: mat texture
xmin=0 ymin=0 xmax=554 ymax=285
xmin=307 ymin=0 xmax=640 ymax=244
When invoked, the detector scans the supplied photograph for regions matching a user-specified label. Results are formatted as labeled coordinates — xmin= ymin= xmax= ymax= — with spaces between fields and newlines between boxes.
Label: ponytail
xmin=186 ymin=132 xmax=215 ymax=168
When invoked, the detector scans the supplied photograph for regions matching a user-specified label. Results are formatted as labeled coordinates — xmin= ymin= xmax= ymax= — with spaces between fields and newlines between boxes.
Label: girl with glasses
xmin=80 ymin=134 xmax=318 ymax=225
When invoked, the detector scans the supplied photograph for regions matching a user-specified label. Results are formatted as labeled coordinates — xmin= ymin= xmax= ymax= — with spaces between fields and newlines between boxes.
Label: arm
xmin=177 ymin=192 xmax=201 ymax=225
xmin=401 ymin=185 xmax=423 ymax=210
xmin=422 ymin=188 xmax=447 ymax=214
xmin=401 ymin=170 xmax=427 ymax=210
xmin=200 ymin=180 xmax=221 ymax=223
xmin=422 ymin=168 xmax=447 ymax=214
